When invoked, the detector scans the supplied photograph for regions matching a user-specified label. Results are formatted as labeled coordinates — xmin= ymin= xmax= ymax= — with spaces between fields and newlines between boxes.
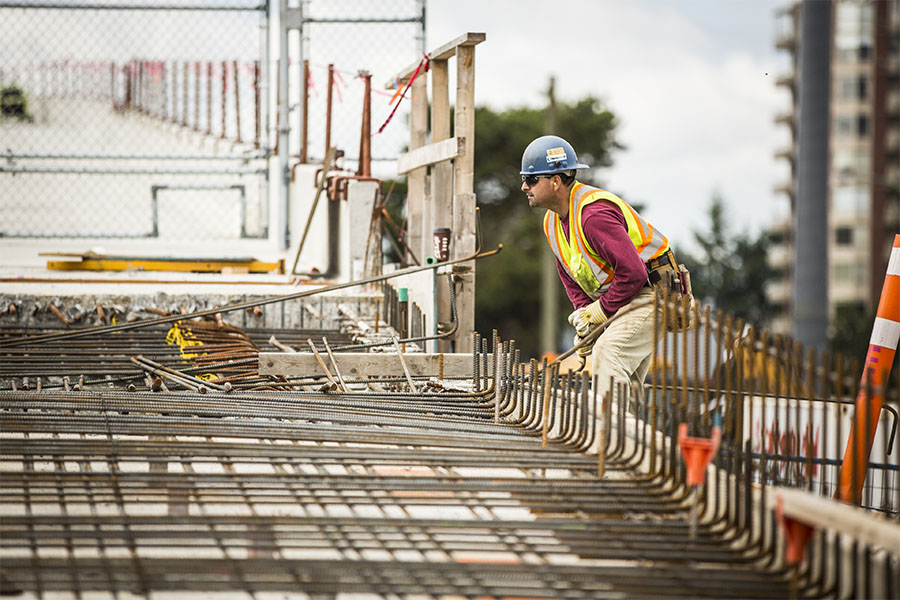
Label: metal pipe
xmin=300 ymin=59 xmax=308 ymax=162
xmin=324 ymin=63 xmax=334 ymax=158
xmin=4 ymin=152 xmax=267 ymax=159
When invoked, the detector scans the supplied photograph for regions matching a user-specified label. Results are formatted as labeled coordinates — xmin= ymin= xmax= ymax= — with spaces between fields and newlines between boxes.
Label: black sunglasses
xmin=521 ymin=174 xmax=553 ymax=187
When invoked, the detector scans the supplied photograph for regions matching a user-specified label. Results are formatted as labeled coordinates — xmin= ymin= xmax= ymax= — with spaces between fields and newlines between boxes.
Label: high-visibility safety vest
xmin=543 ymin=182 xmax=670 ymax=299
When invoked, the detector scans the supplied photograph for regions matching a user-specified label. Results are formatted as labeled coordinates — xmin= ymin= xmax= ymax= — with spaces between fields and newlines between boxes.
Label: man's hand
xmin=567 ymin=299 xmax=608 ymax=337
xmin=573 ymin=333 xmax=594 ymax=372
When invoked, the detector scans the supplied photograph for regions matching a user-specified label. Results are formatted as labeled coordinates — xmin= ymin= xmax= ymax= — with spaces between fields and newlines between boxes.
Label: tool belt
xmin=645 ymin=250 xmax=694 ymax=332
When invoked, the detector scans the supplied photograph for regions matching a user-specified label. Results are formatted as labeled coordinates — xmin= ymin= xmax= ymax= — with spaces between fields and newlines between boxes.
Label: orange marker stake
xmin=837 ymin=234 xmax=900 ymax=504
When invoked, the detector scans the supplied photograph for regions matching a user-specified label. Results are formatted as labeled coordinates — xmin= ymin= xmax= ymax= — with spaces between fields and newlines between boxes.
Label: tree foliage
xmin=679 ymin=195 xmax=773 ymax=327
xmin=472 ymin=97 xmax=621 ymax=357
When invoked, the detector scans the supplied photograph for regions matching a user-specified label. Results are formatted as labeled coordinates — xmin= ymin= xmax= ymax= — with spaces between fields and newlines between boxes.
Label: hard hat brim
xmin=519 ymin=163 xmax=589 ymax=176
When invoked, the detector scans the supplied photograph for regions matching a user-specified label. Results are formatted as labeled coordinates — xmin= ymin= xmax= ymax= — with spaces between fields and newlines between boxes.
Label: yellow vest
xmin=543 ymin=182 xmax=669 ymax=299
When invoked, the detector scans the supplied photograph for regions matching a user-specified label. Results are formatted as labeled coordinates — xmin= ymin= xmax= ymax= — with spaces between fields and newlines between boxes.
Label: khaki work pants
xmin=588 ymin=288 xmax=655 ymax=451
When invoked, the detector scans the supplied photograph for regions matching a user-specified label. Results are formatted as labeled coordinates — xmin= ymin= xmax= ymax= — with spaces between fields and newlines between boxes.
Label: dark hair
xmin=556 ymin=170 xmax=576 ymax=187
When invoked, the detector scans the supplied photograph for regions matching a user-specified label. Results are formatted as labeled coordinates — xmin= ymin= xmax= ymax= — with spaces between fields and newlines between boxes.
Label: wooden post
xmin=453 ymin=44 xmax=477 ymax=345
xmin=407 ymin=73 xmax=428 ymax=266
xmin=431 ymin=58 xmax=452 ymax=351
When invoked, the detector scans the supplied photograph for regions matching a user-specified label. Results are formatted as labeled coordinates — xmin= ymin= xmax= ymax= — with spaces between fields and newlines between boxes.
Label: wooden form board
xmin=772 ymin=487 xmax=900 ymax=554
xmin=384 ymin=32 xmax=486 ymax=88
xmin=396 ymin=137 xmax=465 ymax=175
xmin=259 ymin=352 xmax=494 ymax=378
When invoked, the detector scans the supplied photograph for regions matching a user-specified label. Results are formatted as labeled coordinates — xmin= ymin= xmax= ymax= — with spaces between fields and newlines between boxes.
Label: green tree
xmin=472 ymin=97 xmax=622 ymax=357
xmin=679 ymin=195 xmax=773 ymax=327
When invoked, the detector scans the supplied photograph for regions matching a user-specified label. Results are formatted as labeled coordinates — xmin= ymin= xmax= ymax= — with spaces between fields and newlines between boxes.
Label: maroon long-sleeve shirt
xmin=555 ymin=200 xmax=649 ymax=315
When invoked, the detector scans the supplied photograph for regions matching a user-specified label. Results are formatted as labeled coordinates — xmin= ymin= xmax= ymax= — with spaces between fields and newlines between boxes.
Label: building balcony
xmin=767 ymin=244 xmax=791 ymax=269
xmin=766 ymin=279 xmax=792 ymax=304
xmin=775 ymin=32 xmax=796 ymax=52
xmin=774 ymin=110 xmax=795 ymax=127
xmin=774 ymin=146 xmax=795 ymax=162
xmin=775 ymin=73 xmax=795 ymax=89
xmin=773 ymin=181 xmax=795 ymax=198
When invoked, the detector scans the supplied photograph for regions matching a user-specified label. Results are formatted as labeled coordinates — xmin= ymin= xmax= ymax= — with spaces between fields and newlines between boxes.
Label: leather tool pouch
xmin=647 ymin=251 xmax=695 ymax=332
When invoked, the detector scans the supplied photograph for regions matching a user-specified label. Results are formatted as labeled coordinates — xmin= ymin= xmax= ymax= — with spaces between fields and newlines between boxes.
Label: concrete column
xmin=792 ymin=0 xmax=831 ymax=350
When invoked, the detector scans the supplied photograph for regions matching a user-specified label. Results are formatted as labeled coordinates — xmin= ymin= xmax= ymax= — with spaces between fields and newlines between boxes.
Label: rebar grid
xmin=1 ymin=289 xmax=898 ymax=598
xmin=1 ymin=385 xmax=789 ymax=599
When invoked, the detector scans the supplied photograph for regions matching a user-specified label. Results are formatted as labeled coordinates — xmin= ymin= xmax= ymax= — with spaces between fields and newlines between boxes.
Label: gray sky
xmin=427 ymin=0 xmax=788 ymax=253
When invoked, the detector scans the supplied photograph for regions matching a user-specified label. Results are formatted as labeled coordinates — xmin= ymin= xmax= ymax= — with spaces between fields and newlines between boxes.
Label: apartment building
xmin=769 ymin=0 xmax=900 ymax=344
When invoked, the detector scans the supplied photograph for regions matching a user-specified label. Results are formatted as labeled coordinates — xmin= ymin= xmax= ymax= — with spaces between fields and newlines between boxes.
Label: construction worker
xmin=521 ymin=135 xmax=679 ymax=402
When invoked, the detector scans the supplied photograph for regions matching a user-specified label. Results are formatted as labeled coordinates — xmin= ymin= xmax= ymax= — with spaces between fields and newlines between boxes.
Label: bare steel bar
xmin=206 ymin=62 xmax=213 ymax=136
xmin=233 ymin=60 xmax=241 ymax=143
xmin=300 ymin=59 xmax=309 ymax=162
xmin=0 ymin=166 xmax=265 ymax=175
xmin=254 ymin=60 xmax=260 ymax=149
xmin=194 ymin=61 xmax=200 ymax=132
xmin=0 ymin=2 xmax=265 ymax=10
xmin=324 ymin=63 xmax=334 ymax=158
xmin=5 ymin=152 xmax=266 ymax=160
xmin=221 ymin=60 xmax=227 ymax=139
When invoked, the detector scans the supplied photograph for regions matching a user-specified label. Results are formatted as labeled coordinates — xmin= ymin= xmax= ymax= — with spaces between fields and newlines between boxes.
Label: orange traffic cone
xmin=837 ymin=234 xmax=900 ymax=504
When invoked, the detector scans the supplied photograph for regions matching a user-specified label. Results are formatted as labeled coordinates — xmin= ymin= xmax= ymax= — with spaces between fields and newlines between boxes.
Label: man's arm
xmin=555 ymin=256 xmax=593 ymax=309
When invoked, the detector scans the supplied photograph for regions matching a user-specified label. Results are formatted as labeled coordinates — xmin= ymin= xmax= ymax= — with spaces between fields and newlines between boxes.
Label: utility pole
xmin=540 ymin=76 xmax=559 ymax=357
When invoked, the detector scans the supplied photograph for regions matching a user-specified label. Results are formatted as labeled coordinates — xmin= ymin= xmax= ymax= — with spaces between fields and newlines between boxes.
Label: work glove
xmin=567 ymin=299 xmax=608 ymax=338
xmin=573 ymin=333 xmax=594 ymax=372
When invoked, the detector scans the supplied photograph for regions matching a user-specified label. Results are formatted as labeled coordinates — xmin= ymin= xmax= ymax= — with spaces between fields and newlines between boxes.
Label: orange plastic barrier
xmin=837 ymin=234 xmax=900 ymax=504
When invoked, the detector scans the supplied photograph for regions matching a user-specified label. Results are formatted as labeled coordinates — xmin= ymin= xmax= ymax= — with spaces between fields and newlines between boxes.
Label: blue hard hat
xmin=520 ymin=135 xmax=589 ymax=175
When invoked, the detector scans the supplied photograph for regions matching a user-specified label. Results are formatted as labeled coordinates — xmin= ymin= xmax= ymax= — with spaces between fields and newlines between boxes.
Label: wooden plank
xmin=259 ymin=352 xmax=494 ymax=378
xmin=384 ymin=32 xmax=486 ymax=88
xmin=453 ymin=44 xmax=478 ymax=345
xmin=406 ymin=75 xmax=428 ymax=264
xmin=772 ymin=487 xmax=900 ymax=554
xmin=46 ymin=259 xmax=284 ymax=274
xmin=431 ymin=59 xmax=453 ymax=353
xmin=396 ymin=137 xmax=464 ymax=175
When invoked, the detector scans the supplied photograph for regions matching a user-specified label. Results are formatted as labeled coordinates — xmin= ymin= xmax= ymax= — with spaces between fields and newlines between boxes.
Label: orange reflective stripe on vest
xmin=543 ymin=182 xmax=670 ymax=299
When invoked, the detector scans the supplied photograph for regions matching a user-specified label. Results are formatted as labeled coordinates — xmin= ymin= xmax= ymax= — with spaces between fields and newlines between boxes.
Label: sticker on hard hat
xmin=546 ymin=147 xmax=567 ymax=164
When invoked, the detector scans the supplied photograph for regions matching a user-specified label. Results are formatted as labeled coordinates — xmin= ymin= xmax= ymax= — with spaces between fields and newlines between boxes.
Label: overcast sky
xmin=427 ymin=0 xmax=788 ymax=253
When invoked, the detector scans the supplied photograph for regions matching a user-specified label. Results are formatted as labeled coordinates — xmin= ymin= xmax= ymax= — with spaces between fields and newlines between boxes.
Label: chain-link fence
xmin=296 ymin=0 xmax=424 ymax=171
xmin=0 ymin=1 xmax=268 ymax=240
xmin=0 ymin=0 xmax=423 ymax=243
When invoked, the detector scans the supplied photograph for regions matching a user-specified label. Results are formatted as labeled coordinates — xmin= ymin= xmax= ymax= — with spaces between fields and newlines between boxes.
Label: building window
xmin=857 ymin=115 xmax=869 ymax=138
xmin=832 ymin=186 xmax=868 ymax=217
xmin=839 ymin=76 xmax=854 ymax=99
xmin=857 ymin=76 xmax=868 ymax=100
xmin=833 ymin=263 xmax=865 ymax=285
xmin=858 ymin=44 xmax=871 ymax=60
xmin=836 ymin=227 xmax=853 ymax=245
xmin=836 ymin=116 xmax=853 ymax=136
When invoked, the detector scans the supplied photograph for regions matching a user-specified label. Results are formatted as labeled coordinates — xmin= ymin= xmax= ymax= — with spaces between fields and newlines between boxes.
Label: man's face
xmin=522 ymin=174 xmax=556 ymax=209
